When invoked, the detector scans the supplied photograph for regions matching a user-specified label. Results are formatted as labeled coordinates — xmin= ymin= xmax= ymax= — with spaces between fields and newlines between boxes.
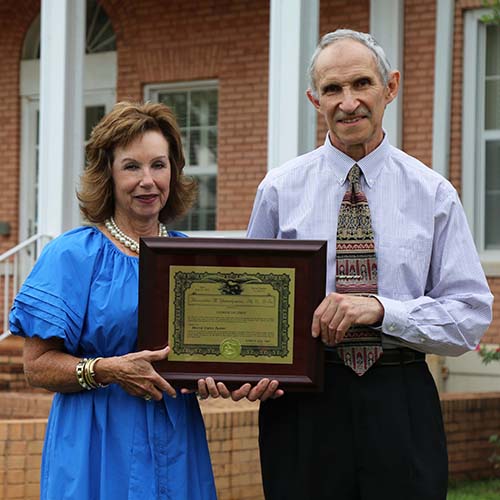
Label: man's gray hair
xmin=308 ymin=29 xmax=392 ymax=97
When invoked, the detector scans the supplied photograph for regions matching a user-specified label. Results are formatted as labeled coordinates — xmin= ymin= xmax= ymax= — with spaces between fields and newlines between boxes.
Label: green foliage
xmin=476 ymin=344 xmax=500 ymax=365
xmin=476 ymin=345 xmax=500 ymax=471
xmin=489 ymin=435 xmax=500 ymax=470
xmin=447 ymin=478 xmax=500 ymax=499
xmin=481 ymin=0 xmax=500 ymax=24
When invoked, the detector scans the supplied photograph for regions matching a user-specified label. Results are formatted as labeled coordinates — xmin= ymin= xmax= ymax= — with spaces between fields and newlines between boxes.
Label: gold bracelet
xmin=87 ymin=357 xmax=108 ymax=388
xmin=76 ymin=358 xmax=92 ymax=390
xmin=76 ymin=357 xmax=108 ymax=390
xmin=83 ymin=358 xmax=97 ymax=389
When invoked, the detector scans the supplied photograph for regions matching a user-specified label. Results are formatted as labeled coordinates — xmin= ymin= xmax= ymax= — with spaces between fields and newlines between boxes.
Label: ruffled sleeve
xmin=9 ymin=227 xmax=101 ymax=354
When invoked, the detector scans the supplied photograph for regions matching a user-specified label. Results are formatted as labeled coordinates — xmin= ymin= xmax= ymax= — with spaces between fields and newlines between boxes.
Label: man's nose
xmin=339 ymin=89 xmax=358 ymax=114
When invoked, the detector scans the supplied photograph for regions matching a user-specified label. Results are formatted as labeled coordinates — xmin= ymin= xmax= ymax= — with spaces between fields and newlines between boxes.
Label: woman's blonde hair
xmin=78 ymin=101 xmax=197 ymax=224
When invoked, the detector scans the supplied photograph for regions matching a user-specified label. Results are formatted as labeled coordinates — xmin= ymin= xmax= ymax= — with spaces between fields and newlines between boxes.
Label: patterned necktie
xmin=335 ymin=164 xmax=382 ymax=375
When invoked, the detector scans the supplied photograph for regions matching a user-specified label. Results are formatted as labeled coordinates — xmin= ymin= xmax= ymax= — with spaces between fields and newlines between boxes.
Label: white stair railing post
xmin=0 ymin=233 xmax=53 ymax=342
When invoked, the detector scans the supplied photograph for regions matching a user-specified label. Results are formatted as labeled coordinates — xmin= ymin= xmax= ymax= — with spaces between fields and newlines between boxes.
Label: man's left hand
xmin=311 ymin=293 xmax=384 ymax=346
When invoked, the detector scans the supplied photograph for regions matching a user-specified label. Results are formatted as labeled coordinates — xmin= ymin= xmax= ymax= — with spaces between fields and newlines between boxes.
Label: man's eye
xmin=323 ymin=84 xmax=341 ymax=94
xmin=354 ymin=78 xmax=371 ymax=88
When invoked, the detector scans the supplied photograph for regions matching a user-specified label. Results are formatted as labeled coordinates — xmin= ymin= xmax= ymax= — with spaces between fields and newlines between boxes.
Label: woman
xmin=9 ymin=102 xmax=217 ymax=499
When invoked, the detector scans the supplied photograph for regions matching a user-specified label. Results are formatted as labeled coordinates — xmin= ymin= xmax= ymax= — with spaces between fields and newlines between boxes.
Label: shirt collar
xmin=324 ymin=132 xmax=390 ymax=188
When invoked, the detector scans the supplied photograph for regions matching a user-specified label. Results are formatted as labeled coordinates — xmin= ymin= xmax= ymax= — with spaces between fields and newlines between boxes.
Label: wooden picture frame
xmin=138 ymin=237 xmax=326 ymax=391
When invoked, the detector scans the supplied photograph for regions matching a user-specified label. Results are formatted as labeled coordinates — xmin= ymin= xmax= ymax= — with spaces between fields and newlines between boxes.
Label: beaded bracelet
xmin=76 ymin=358 xmax=92 ymax=390
xmin=76 ymin=357 xmax=107 ymax=390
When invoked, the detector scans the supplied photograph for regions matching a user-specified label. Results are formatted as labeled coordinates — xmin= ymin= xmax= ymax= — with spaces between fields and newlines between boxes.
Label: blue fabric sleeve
xmin=167 ymin=230 xmax=187 ymax=238
xmin=9 ymin=227 xmax=99 ymax=354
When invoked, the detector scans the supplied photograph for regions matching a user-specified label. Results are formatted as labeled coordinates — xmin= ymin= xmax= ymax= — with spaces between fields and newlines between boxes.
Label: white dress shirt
xmin=247 ymin=135 xmax=493 ymax=356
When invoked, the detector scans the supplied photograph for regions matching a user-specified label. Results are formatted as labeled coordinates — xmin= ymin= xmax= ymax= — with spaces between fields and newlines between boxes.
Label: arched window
xmin=22 ymin=0 xmax=116 ymax=60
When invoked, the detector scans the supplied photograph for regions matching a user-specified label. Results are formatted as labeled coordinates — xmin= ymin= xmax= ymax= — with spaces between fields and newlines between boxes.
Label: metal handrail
xmin=0 ymin=233 xmax=53 ymax=341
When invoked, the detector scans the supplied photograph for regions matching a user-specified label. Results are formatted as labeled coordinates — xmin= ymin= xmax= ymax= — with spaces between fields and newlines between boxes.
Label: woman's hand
xmin=95 ymin=345 xmax=176 ymax=401
xmin=188 ymin=377 xmax=284 ymax=402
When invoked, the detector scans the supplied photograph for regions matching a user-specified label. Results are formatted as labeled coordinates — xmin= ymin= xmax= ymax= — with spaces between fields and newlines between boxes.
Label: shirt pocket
xmin=377 ymin=237 xmax=432 ymax=299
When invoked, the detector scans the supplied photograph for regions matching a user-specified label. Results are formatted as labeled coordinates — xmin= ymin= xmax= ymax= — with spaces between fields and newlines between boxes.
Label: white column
xmin=432 ymin=0 xmax=454 ymax=178
xmin=38 ymin=0 xmax=85 ymax=237
xmin=370 ymin=0 xmax=404 ymax=148
xmin=267 ymin=0 xmax=319 ymax=170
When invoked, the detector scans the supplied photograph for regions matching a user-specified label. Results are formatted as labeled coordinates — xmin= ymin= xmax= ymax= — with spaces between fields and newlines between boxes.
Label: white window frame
xmin=145 ymin=80 xmax=231 ymax=236
xmin=462 ymin=9 xmax=500 ymax=276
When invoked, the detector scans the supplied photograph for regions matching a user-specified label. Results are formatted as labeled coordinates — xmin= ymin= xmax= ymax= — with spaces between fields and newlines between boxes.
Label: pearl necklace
xmin=104 ymin=217 xmax=168 ymax=254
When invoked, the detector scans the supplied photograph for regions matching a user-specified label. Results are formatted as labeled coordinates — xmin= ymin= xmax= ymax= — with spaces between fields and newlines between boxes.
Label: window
xmin=146 ymin=81 xmax=218 ymax=231
xmin=463 ymin=11 xmax=500 ymax=271
xmin=21 ymin=0 xmax=116 ymax=60
xmin=484 ymin=25 xmax=500 ymax=250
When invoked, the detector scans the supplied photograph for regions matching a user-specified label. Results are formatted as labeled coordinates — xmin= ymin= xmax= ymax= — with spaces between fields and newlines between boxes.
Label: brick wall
xmin=0 ymin=0 xmax=39 ymax=255
xmin=1 ymin=392 xmax=499 ymax=499
xmin=101 ymin=0 xmax=270 ymax=231
xmin=315 ymin=0 xmax=370 ymax=145
xmin=442 ymin=392 xmax=500 ymax=480
xmin=0 ymin=338 xmax=30 ymax=392
xmin=203 ymin=402 xmax=263 ymax=500
xmin=403 ymin=0 xmax=436 ymax=167
xmin=0 ymin=419 xmax=45 ymax=500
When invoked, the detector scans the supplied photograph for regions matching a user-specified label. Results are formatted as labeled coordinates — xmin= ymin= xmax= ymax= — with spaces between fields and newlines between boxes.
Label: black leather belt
xmin=324 ymin=348 xmax=425 ymax=366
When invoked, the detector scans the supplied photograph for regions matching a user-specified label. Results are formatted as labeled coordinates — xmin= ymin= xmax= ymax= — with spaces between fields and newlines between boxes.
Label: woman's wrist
xmin=92 ymin=357 xmax=116 ymax=386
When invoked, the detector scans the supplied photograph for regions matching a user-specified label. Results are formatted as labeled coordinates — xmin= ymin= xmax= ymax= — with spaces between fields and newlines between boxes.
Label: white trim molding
xmin=370 ymin=0 xmax=404 ymax=149
xmin=267 ymin=0 xmax=319 ymax=170
xmin=432 ymin=0 xmax=454 ymax=178
xmin=462 ymin=9 xmax=500 ymax=274
xmin=38 ymin=0 xmax=86 ymax=236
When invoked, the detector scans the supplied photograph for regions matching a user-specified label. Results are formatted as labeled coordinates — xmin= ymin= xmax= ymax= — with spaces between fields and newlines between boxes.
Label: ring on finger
xmin=143 ymin=394 xmax=152 ymax=401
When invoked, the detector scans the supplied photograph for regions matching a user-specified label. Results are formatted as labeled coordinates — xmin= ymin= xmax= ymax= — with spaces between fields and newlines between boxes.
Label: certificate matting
xmin=138 ymin=237 xmax=326 ymax=391
xmin=168 ymin=265 xmax=294 ymax=364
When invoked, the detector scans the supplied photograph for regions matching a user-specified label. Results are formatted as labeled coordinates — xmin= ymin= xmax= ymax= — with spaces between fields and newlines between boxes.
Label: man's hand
xmin=311 ymin=293 xmax=384 ymax=346
xmin=190 ymin=377 xmax=284 ymax=402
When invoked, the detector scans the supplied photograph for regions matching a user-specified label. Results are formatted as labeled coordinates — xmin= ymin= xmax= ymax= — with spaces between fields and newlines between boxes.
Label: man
xmin=246 ymin=29 xmax=493 ymax=500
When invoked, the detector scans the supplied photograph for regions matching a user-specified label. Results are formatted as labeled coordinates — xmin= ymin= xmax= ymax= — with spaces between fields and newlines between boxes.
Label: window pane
xmin=486 ymin=25 xmax=500 ymax=76
xmin=189 ymin=129 xmax=201 ymax=165
xmin=85 ymin=105 xmax=106 ymax=140
xmin=207 ymin=91 xmax=218 ymax=126
xmin=208 ymin=128 xmax=218 ymax=161
xmin=190 ymin=90 xmax=218 ymax=127
xmin=485 ymin=79 xmax=500 ymax=129
xmin=151 ymin=84 xmax=218 ymax=230
xmin=190 ymin=92 xmax=206 ymax=127
xmin=170 ymin=174 xmax=217 ymax=231
xmin=158 ymin=92 xmax=188 ymax=128
xmin=86 ymin=0 xmax=116 ymax=53
xmin=485 ymin=140 xmax=500 ymax=249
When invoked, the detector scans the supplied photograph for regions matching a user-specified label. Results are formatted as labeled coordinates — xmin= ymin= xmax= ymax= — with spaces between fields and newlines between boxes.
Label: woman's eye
xmin=153 ymin=162 xmax=166 ymax=169
xmin=124 ymin=163 xmax=139 ymax=170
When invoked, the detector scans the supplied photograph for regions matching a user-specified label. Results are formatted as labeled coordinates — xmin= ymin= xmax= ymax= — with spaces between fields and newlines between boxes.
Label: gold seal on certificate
xmin=168 ymin=265 xmax=295 ymax=364
xmin=220 ymin=339 xmax=241 ymax=359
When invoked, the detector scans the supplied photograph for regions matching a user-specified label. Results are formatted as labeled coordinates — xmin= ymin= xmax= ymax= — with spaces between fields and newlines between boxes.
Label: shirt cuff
xmin=374 ymin=295 xmax=409 ymax=338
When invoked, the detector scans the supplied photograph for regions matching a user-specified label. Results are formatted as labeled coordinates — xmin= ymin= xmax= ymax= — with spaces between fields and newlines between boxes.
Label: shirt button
xmin=388 ymin=324 xmax=396 ymax=332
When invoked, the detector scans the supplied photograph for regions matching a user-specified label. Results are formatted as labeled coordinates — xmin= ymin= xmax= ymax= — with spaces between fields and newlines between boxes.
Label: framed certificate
xmin=137 ymin=237 xmax=326 ymax=391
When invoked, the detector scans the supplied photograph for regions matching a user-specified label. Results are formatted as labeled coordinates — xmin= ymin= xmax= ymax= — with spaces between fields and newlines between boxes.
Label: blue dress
xmin=9 ymin=226 xmax=217 ymax=500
